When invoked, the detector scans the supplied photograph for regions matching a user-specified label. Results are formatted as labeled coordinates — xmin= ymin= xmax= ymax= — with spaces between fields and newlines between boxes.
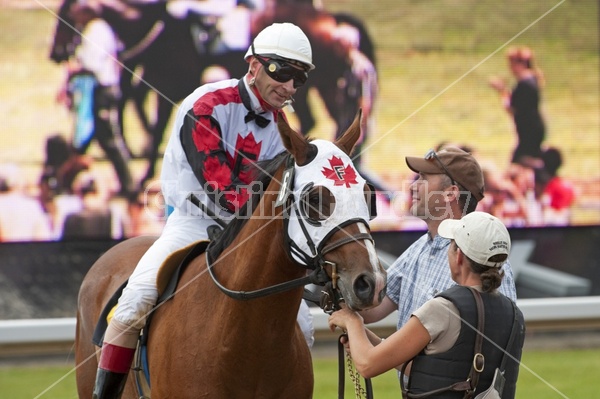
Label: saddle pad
xmin=93 ymin=241 xmax=210 ymax=347
xmin=156 ymin=240 xmax=210 ymax=296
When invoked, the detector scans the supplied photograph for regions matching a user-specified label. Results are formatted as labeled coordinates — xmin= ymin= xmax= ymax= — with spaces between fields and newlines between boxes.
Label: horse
xmin=49 ymin=0 xmax=377 ymax=188
xmin=74 ymin=111 xmax=387 ymax=398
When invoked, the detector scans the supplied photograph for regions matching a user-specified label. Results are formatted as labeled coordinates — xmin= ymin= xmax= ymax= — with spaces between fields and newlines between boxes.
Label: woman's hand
xmin=328 ymin=304 xmax=364 ymax=332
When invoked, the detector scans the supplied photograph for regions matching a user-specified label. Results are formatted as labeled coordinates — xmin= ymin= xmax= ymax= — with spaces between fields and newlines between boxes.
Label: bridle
xmin=202 ymin=154 xmax=375 ymax=303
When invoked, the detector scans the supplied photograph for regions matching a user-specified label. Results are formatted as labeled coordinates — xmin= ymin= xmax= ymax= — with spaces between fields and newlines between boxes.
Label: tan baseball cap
xmin=405 ymin=147 xmax=485 ymax=201
xmin=438 ymin=211 xmax=511 ymax=267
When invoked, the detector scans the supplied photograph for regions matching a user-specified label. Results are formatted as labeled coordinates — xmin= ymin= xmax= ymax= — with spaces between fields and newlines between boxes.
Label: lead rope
xmin=338 ymin=333 xmax=373 ymax=399
xmin=323 ymin=280 xmax=374 ymax=399
xmin=348 ymin=346 xmax=373 ymax=399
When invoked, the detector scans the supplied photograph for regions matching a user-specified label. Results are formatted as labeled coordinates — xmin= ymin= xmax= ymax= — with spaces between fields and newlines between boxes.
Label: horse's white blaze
xmin=358 ymin=222 xmax=379 ymax=273
xmin=357 ymin=222 xmax=386 ymax=300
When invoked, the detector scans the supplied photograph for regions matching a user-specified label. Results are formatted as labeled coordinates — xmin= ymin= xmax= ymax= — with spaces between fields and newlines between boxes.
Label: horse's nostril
xmin=353 ymin=274 xmax=374 ymax=302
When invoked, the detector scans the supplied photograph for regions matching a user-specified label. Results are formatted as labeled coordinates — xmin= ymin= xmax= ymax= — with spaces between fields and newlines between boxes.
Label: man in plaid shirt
xmin=362 ymin=147 xmax=517 ymax=331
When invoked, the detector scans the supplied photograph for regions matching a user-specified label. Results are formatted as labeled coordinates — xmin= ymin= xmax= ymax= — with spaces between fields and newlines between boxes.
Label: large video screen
xmin=0 ymin=0 xmax=598 ymax=243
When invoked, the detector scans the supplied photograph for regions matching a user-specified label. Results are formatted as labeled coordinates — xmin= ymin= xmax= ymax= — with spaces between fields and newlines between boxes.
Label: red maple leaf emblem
xmin=192 ymin=120 xmax=221 ymax=154
xmin=203 ymin=157 xmax=232 ymax=191
xmin=236 ymin=132 xmax=262 ymax=157
xmin=226 ymin=132 xmax=263 ymax=184
xmin=321 ymin=156 xmax=359 ymax=188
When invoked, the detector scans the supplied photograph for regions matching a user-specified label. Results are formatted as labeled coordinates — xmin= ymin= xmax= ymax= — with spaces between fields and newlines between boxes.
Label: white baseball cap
xmin=438 ymin=211 xmax=511 ymax=268
xmin=244 ymin=22 xmax=314 ymax=70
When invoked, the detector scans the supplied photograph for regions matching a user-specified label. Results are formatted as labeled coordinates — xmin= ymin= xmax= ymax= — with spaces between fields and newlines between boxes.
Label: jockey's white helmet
xmin=244 ymin=23 xmax=315 ymax=71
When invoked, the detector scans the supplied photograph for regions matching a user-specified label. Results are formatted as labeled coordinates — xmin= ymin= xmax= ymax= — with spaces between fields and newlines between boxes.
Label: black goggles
xmin=424 ymin=149 xmax=459 ymax=186
xmin=251 ymin=44 xmax=308 ymax=88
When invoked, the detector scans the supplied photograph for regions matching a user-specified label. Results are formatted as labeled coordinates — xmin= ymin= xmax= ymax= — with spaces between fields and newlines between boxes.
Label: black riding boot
xmin=92 ymin=368 xmax=128 ymax=399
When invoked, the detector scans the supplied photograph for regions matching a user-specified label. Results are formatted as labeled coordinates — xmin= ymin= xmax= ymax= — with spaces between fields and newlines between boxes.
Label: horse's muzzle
xmin=352 ymin=273 xmax=387 ymax=307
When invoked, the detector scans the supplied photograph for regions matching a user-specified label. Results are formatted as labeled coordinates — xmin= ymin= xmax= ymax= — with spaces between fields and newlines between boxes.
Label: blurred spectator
xmin=127 ymin=183 xmax=166 ymax=237
xmin=59 ymin=1 xmax=136 ymax=201
xmin=39 ymin=134 xmax=91 ymax=214
xmin=61 ymin=171 xmax=128 ymax=240
xmin=535 ymin=147 xmax=576 ymax=225
xmin=489 ymin=45 xmax=546 ymax=168
xmin=0 ymin=164 xmax=52 ymax=242
xmin=477 ymin=161 xmax=540 ymax=227
xmin=38 ymin=135 xmax=94 ymax=238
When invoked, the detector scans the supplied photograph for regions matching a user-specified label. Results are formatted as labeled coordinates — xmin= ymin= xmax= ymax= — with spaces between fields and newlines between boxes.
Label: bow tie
xmin=244 ymin=111 xmax=271 ymax=128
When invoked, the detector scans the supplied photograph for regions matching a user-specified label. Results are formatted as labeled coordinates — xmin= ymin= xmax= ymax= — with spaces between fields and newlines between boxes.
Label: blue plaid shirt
xmin=386 ymin=232 xmax=517 ymax=329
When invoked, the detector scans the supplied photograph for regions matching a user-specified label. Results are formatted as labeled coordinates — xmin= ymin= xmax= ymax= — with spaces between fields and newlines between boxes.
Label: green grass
xmin=2 ymin=348 xmax=599 ymax=398
xmin=319 ymin=348 xmax=600 ymax=398
xmin=0 ymin=364 xmax=78 ymax=399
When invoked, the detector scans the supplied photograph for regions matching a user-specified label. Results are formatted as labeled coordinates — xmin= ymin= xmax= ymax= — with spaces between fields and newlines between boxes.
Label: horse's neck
xmin=214 ymin=184 xmax=306 ymax=332
xmin=226 ymin=192 xmax=304 ymax=291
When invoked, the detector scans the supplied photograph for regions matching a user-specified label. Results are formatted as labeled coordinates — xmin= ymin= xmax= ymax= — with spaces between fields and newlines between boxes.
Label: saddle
xmin=92 ymin=240 xmax=210 ymax=346
xmin=91 ymin=240 xmax=210 ymax=396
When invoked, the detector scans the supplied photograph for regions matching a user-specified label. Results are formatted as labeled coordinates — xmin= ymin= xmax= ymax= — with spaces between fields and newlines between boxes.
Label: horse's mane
xmin=207 ymin=151 xmax=289 ymax=260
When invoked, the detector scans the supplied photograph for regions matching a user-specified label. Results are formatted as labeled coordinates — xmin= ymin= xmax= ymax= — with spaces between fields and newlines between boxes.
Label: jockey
xmin=92 ymin=22 xmax=315 ymax=398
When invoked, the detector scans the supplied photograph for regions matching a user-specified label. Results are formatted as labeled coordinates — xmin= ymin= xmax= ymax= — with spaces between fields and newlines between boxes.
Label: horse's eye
xmin=301 ymin=186 xmax=335 ymax=224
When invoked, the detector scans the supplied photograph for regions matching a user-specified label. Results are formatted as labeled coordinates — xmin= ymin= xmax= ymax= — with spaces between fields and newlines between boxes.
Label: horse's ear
xmin=334 ymin=109 xmax=363 ymax=156
xmin=277 ymin=115 xmax=311 ymax=165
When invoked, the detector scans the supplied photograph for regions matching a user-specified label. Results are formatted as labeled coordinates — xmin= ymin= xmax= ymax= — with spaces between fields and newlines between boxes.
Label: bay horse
xmin=74 ymin=111 xmax=387 ymax=398
xmin=49 ymin=0 xmax=377 ymax=187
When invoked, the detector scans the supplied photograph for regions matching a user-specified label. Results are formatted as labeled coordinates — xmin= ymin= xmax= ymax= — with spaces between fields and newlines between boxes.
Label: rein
xmin=203 ymin=227 xmax=371 ymax=301
xmin=204 ymin=247 xmax=330 ymax=301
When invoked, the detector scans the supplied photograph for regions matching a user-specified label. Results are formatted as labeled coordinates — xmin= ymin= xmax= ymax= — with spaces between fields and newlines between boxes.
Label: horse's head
xmin=276 ymin=111 xmax=386 ymax=311
xmin=49 ymin=0 xmax=80 ymax=63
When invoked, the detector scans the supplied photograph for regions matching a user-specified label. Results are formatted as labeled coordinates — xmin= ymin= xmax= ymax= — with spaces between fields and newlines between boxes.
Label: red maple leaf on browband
xmin=321 ymin=156 xmax=358 ymax=188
